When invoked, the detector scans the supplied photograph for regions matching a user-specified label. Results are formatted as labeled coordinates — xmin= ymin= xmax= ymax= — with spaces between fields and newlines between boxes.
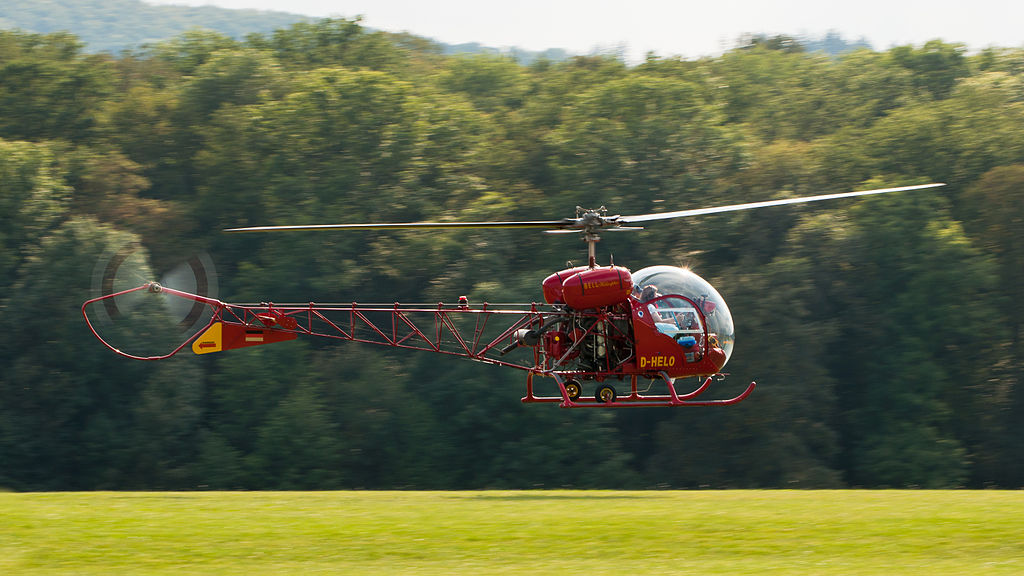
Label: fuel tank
xmin=542 ymin=265 xmax=633 ymax=309
xmin=542 ymin=266 xmax=588 ymax=304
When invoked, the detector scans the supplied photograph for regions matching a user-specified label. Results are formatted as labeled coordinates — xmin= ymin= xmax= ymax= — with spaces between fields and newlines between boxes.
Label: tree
xmin=440 ymin=54 xmax=530 ymax=113
xmin=961 ymin=165 xmax=1024 ymax=486
xmin=889 ymin=40 xmax=969 ymax=100
xmin=249 ymin=18 xmax=416 ymax=74
xmin=0 ymin=30 xmax=114 ymax=141
xmin=0 ymin=219 xmax=168 ymax=489
xmin=124 ymin=361 xmax=205 ymax=488
xmin=944 ymin=73 xmax=1024 ymax=186
xmin=828 ymin=192 xmax=998 ymax=487
xmin=248 ymin=382 xmax=345 ymax=489
xmin=544 ymin=73 xmax=741 ymax=210
xmin=409 ymin=356 xmax=637 ymax=488
xmin=0 ymin=139 xmax=70 ymax=293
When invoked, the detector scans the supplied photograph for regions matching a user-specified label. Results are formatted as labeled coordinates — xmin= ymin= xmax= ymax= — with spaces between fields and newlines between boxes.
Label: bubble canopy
xmin=632 ymin=265 xmax=735 ymax=365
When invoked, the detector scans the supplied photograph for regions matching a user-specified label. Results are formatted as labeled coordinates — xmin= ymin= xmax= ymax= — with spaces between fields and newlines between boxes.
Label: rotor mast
xmin=573 ymin=206 xmax=644 ymax=268
xmin=585 ymin=232 xmax=599 ymax=268
xmin=577 ymin=206 xmax=605 ymax=268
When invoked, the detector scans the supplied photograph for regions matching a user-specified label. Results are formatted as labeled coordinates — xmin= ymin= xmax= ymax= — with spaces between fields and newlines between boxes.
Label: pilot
xmin=640 ymin=285 xmax=677 ymax=335
xmin=639 ymin=285 xmax=659 ymax=302
xmin=641 ymin=285 xmax=669 ymax=324
xmin=640 ymin=285 xmax=661 ymax=312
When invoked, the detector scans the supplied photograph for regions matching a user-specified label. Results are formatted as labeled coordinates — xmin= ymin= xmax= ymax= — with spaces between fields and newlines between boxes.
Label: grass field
xmin=2 ymin=490 xmax=1022 ymax=575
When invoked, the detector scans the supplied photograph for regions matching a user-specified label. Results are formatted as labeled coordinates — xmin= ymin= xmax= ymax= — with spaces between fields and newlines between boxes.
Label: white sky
xmin=145 ymin=0 xmax=1023 ymax=63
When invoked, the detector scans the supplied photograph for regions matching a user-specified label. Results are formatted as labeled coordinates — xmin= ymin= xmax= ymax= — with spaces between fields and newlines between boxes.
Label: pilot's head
xmin=640 ymin=285 xmax=658 ymax=301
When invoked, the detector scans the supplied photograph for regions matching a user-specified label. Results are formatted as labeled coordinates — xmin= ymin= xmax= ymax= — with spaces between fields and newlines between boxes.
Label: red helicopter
xmin=82 ymin=183 xmax=943 ymax=408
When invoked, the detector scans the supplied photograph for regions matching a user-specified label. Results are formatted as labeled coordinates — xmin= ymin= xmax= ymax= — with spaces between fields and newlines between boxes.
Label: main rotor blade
xmin=225 ymin=220 xmax=569 ymax=233
xmin=618 ymin=183 xmax=945 ymax=224
xmin=225 ymin=183 xmax=944 ymax=233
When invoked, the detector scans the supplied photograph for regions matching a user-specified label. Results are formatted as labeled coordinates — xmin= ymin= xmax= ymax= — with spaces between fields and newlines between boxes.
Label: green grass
xmin=2 ymin=491 xmax=1022 ymax=575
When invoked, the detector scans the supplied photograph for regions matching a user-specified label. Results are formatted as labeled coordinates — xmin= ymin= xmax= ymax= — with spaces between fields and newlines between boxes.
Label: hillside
xmin=2 ymin=0 xmax=865 ymax=59
xmin=0 ymin=0 xmax=311 ymax=52
xmin=0 ymin=0 xmax=575 ymax=62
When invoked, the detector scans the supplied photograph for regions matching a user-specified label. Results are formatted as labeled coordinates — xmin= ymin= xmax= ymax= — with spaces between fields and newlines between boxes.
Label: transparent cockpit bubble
xmin=632 ymin=265 xmax=735 ymax=365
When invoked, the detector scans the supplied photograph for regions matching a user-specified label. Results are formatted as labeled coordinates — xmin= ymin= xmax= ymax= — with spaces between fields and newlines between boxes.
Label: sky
xmin=145 ymin=0 xmax=1023 ymax=63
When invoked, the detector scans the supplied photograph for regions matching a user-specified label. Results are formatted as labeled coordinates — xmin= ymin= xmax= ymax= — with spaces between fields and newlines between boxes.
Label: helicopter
xmin=82 ymin=183 xmax=943 ymax=408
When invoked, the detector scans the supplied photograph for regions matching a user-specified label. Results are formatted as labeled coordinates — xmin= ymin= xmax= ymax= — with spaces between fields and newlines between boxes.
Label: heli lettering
xmin=582 ymin=279 xmax=621 ymax=291
xmin=639 ymin=355 xmax=676 ymax=369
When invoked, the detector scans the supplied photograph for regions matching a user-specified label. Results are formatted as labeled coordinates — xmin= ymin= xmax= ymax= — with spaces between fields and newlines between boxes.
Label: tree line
xmin=1 ymin=21 xmax=1023 ymax=490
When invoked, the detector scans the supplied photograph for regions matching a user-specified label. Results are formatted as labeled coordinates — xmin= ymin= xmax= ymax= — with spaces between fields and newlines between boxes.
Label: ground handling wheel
xmin=564 ymin=379 xmax=582 ymax=401
xmin=595 ymin=384 xmax=617 ymax=404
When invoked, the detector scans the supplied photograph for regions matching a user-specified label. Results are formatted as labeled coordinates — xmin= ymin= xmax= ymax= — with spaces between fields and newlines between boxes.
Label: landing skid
xmin=522 ymin=371 xmax=755 ymax=408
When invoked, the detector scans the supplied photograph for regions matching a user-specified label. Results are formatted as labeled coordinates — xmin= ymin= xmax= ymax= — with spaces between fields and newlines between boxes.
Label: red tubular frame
xmin=82 ymin=283 xmax=755 ymax=408
xmin=83 ymin=283 xmax=550 ymax=371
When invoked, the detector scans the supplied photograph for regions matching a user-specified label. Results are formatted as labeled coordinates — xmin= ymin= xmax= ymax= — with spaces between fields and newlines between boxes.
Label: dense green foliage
xmin=1 ymin=21 xmax=1023 ymax=490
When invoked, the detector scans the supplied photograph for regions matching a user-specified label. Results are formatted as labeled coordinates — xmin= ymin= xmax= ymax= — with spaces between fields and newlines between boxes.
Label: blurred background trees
xmin=1 ymin=21 xmax=1023 ymax=489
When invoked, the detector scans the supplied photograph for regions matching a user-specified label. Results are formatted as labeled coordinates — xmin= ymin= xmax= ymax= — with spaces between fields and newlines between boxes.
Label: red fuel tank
xmin=543 ymin=266 xmax=633 ymax=309
xmin=542 ymin=266 xmax=589 ymax=304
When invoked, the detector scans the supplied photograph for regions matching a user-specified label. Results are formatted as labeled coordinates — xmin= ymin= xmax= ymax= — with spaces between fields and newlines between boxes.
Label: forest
xmin=1 ymin=20 xmax=1023 ymax=490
